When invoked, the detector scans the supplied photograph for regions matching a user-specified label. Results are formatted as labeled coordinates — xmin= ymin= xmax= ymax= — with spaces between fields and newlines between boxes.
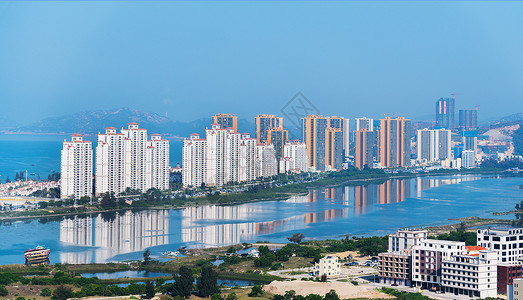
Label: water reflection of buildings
xmin=60 ymin=210 xmax=169 ymax=264
xmin=415 ymin=175 xmax=480 ymax=197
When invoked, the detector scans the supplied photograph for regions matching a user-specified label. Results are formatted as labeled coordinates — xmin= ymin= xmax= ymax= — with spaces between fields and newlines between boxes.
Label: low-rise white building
xmin=313 ymin=255 xmax=340 ymax=277
xmin=441 ymin=250 xmax=498 ymax=298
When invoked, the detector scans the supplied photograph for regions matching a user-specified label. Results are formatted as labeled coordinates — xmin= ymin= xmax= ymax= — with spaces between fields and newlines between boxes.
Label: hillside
xmin=4 ymin=108 xmax=255 ymax=138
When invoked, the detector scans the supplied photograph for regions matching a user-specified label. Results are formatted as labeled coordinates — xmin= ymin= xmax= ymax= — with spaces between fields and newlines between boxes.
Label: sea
xmin=0 ymin=134 xmax=184 ymax=182
xmin=0 ymin=174 xmax=522 ymax=265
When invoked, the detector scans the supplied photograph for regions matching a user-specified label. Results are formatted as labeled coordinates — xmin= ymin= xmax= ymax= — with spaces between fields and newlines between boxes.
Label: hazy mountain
xmin=482 ymin=112 xmax=523 ymax=126
xmin=6 ymin=108 xmax=255 ymax=138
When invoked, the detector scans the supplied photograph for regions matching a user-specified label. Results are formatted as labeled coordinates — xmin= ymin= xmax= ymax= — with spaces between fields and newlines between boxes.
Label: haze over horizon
xmin=1 ymin=1 xmax=523 ymax=124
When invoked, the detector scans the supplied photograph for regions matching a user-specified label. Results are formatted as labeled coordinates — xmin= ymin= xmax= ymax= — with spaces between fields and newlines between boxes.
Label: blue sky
xmin=0 ymin=1 xmax=522 ymax=124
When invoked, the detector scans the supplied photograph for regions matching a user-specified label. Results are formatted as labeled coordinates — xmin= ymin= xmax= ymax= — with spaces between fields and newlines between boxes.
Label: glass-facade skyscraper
xmin=435 ymin=98 xmax=455 ymax=129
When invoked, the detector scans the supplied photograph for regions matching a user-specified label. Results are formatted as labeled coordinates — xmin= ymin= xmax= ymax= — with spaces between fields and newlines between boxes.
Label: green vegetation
xmin=197 ymin=266 xmax=219 ymax=297
xmin=428 ymin=224 xmax=477 ymax=246
xmin=248 ymin=285 xmax=263 ymax=297
xmin=52 ymin=285 xmax=73 ymax=300
xmin=513 ymin=121 xmax=523 ymax=156
xmin=168 ymin=266 xmax=193 ymax=298
xmin=323 ymin=236 xmax=388 ymax=256
xmin=380 ymin=287 xmax=432 ymax=300
xmin=480 ymin=158 xmax=523 ymax=170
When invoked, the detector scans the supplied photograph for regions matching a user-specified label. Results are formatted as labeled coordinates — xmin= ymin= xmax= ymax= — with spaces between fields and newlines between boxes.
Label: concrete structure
xmin=441 ymin=249 xmax=498 ymax=298
xmin=463 ymin=130 xmax=478 ymax=158
xmin=436 ymin=98 xmax=455 ymax=129
xmin=313 ymin=255 xmax=340 ymax=277
xmin=514 ymin=278 xmax=523 ymax=300
xmin=459 ymin=109 xmax=478 ymax=129
xmin=354 ymin=129 xmax=374 ymax=169
xmin=96 ymin=123 xmax=169 ymax=195
xmin=389 ymin=229 xmax=428 ymax=253
xmin=411 ymin=239 xmax=466 ymax=288
xmin=355 ymin=117 xmax=374 ymax=131
xmin=182 ymin=134 xmax=207 ymax=188
xmin=61 ymin=135 xmax=93 ymax=199
xmin=302 ymin=115 xmax=348 ymax=171
xmin=416 ymin=128 xmax=452 ymax=163
xmin=378 ymin=253 xmax=411 ymax=286
xmin=255 ymin=114 xmax=283 ymax=144
xmin=212 ymin=113 xmax=238 ymax=133
xmin=239 ymin=133 xmax=257 ymax=182
xmin=499 ymin=264 xmax=523 ymax=294
xmin=462 ymin=150 xmax=475 ymax=168
xmin=280 ymin=141 xmax=308 ymax=173
xmin=378 ymin=117 xmax=411 ymax=168
xmin=477 ymin=228 xmax=523 ymax=265
xmin=256 ymin=142 xmax=278 ymax=178
xmin=267 ymin=127 xmax=289 ymax=162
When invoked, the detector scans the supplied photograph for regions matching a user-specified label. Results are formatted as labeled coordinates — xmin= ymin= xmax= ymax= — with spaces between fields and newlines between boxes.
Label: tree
xmin=169 ymin=266 xmax=194 ymax=298
xmin=320 ymin=274 xmax=327 ymax=282
xmin=0 ymin=285 xmax=7 ymax=297
xmin=226 ymin=246 xmax=236 ymax=254
xmin=284 ymin=290 xmax=296 ymax=300
xmin=197 ymin=266 xmax=219 ymax=297
xmin=145 ymin=281 xmax=155 ymax=299
xmin=143 ymin=249 xmax=151 ymax=265
xmin=100 ymin=192 xmax=116 ymax=208
xmin=40 ymin=288 xmax=52 ymax=297
xmin=287 ymin=233 xmax=305 ymax=244
xmin=248 ymin=285 xmax=263 ymax=297
xmin=211 ymin=294 xmax=224 ymax=300
xmin=226 ymin=292 xmax=237 ymax=300
xmin=52 ymin=285 xmax=73 ymax=300
xmin=323 ymin=290 xmax=340 ymax=300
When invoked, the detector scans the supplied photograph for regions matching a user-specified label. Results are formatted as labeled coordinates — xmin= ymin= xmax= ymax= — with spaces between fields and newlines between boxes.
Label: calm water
xmin=0 ymin=135 xmax=184 ymax=181
xmin=1 ymin=175 xmax=522 ymax=265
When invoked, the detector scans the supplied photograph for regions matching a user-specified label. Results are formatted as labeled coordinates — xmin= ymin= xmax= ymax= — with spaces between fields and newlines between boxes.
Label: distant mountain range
xmin=3 ymin=108 xmax=255 ymax=138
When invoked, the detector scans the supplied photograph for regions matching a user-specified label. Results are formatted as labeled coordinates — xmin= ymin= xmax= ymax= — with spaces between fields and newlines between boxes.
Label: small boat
xmin=162 ymin=251 xmax=180 ymax=257
xmin=25 ymin=246 xmax=50 ymax=262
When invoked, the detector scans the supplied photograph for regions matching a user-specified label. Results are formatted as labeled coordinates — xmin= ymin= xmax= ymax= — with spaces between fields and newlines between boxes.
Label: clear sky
xmin=1 ymin=1 xmax=522 ymax=124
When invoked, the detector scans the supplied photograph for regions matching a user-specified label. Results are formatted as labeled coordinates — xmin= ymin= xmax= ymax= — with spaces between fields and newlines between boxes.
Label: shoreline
xmin=0 ymin=171 xmax=506 ymax=222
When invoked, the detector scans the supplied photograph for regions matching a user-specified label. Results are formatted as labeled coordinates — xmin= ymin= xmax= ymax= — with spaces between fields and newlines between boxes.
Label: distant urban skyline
xmin=1 ymin=2 xmax=522 ymax=124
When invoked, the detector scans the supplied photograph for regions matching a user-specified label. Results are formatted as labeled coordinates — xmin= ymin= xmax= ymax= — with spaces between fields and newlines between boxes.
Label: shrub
xmin=40 ymin=288 xmax=52 ymax=297
xmin=248 ymin=285 xmax=263 ymax=297
xmin=0 ymin=285 xmax=8 ymax=297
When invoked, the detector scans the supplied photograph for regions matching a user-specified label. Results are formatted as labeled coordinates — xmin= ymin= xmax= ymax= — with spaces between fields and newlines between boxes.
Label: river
xmin=0 ymin=175 xmax=522 ymax=265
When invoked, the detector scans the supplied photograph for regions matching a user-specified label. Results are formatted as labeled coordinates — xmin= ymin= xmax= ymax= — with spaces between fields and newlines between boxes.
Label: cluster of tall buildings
xmin=182 ymin=114 xmax=309 ymax=188
xmin=61 ymin=123 xmax=170 ymax=199
xmin=378 ymin=228 xmax=523 ymax=298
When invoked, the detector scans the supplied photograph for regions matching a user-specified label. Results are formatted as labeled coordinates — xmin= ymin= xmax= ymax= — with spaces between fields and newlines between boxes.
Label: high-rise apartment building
xmin=462 ymin=150 xmax=475 ymax=168
xmin=255 ymin=114 xmax=283 ymax=144
xmin=302 ymin=115 xmax=348 ymax=171
xmin=378 ymin=117 xmax=411 ymax=168
xmin=147 ymin=134 xmax=170 ymax=191
xmin=182 ymin=134 xmax=207 ymax=188
xmin=355 ymin=117 xmax=374 ymax=131
xmin=354 ymin=129 xmax=374 ymax=169
xmin=267 ymin=127 xmax=289 ymax=161
xmin=459 ymin=109 xmax=478 ymax=129
xmin=416 ymin=128 xmax=452 ymax=163
xmin=212 ymin=113 xmax=238 ymax=132
xmin=463 ymin=130 xmax=478 ymax=157
xmin=302 ymin=115 xmax=328 ymax=171
xmin=280 ymin=141 xmax=308 ymax=173
xmin=325 ymin=127 xmax=344 ymax=170
xmin=61 ymin=134 xmax=93 ymax=199
xmin=435 ymin=98 xmax=455 ymax=129
xmin=182 ymin=125 xmax=277 ymax=188
xmin=96 ymin=123 xmax=170 ymax=195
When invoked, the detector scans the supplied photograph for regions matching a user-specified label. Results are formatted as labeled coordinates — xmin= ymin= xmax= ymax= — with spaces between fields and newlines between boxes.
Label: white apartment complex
xmin=389 ymin=229 xmax=428 ymax=253
xmin=95 ymin=123 xmax=169 ymax=195
xmin=313 ymin=255 xmax=340 ymax=277
xmin=416 ymin=128 xmax=452 ymax=163
xmin=411 ymin=239 xmax=466 ymax=287
xmin=441 ymin=250 xmax=498 ymax=298
xmin=477 ymin=228 xmax=523 ymax=265
xmin=279 ymin=141 xmax=309 ymax=173
xmin=61 ymin=134 xmax=93 ymax=199
xmin=182 ymin=124 xmax=277 ymax=188
xmin=355 ymin=117 xmax=374 ymax=131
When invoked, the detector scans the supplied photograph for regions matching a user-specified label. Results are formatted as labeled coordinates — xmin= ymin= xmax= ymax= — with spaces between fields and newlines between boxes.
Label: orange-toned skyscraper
xmin=378 ymin=117 xmax=411 ymax=168
xmin=212 ymin=114 xmax=238 ymax=132
xmin=354 ymin=129 xmax=374 ymax=169
xmin=255 ymin=114 xmax=283 ymax=144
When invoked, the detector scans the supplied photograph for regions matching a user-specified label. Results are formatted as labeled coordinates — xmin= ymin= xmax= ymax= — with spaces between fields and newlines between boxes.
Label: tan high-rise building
xmin=325 ymin=127 xmax=344 ymax=170
xmin=378 ymin=117 xmax=411 ymax=168
xmin=212 ymin=113 xmax=238 ymax=132
xmin=302 ymin=115 xmax=348 ymax=171
xmin=255 ymin=114 xmax=283 ymax=144
xmin=355 ymin=129 xmax=374 ymax=169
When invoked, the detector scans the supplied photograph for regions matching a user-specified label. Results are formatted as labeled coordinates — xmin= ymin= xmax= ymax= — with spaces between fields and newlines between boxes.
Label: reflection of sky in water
xmin=0 ymin=175 xmax=522 ymax=265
